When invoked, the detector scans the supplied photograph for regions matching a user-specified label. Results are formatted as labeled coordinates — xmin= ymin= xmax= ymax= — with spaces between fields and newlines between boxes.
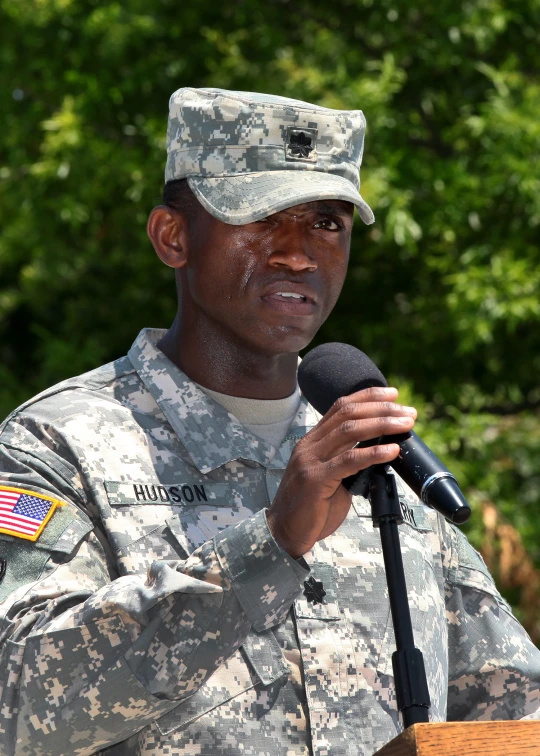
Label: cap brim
xmin=187 ymin=171 xmax=375 ymax=226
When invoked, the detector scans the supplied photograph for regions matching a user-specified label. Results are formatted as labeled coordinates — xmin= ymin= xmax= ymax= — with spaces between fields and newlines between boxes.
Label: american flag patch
xmin=0 ymin=486 xmax=65 ymax=541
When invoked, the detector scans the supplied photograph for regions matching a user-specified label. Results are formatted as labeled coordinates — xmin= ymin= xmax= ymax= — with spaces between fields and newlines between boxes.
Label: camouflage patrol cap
xmin=165 ymin=87 xmax=375 ymax=225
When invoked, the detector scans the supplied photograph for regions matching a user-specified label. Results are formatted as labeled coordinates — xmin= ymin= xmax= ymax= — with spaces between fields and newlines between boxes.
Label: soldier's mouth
xmin=261 ymin=292 xmax=316 ymax=315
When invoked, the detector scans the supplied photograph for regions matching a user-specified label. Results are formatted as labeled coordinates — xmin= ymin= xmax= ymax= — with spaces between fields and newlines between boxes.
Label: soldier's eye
xmin=314 ymin=218 xmax=342 ymax=231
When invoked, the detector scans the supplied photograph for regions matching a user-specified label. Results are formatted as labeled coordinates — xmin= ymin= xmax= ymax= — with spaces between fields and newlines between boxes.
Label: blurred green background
xmin=1 ymin=0 xmax=539 ymax=639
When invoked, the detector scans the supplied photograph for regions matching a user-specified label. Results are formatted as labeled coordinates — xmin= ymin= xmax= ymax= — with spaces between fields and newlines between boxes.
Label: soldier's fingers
xmin=325 ymin=443 xmax=401 ymax=480
xmin=308 ymin=405 xmax=416 ymax=460
xmin=315 ymin=415 xmax=414 ymax=461
xmin=308 ymin=388 xmax=401 ymax=442
xmin=324 ymin=386 xmax=399 ymax=420
xmin=330 ymin=400 xmax=417 ymax=422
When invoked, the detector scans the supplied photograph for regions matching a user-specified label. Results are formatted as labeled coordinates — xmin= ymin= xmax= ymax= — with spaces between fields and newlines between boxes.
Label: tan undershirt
xmin=196 ymin=383 xmax=301 ymax=449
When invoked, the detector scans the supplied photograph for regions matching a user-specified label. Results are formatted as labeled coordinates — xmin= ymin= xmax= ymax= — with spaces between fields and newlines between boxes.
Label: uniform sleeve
xmin=0 ymin=440 xmax=307 ymax=756
xmin=441 ymin=520 xmax=540 ymax=721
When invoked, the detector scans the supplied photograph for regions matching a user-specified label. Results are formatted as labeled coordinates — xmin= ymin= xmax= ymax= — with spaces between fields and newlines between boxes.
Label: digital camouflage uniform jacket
xmin=1 ymin=328 xmax=539 ymax=756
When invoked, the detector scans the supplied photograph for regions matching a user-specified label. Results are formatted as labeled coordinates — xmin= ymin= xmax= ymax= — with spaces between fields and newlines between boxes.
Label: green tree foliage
xmin=1 ymin=0 xmax=539 ymax=633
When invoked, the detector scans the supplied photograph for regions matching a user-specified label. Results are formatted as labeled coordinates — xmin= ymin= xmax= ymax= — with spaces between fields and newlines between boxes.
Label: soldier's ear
xmin=147 ymin=205 xmax=189 ymax=269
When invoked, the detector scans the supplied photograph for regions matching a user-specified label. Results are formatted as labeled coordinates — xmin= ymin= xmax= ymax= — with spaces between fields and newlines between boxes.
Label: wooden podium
xmin=372 ymin=721 xmax=540 ymax=755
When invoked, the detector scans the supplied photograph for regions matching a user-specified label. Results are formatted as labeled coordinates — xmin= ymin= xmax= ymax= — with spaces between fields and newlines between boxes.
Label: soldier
xmin=0 ymin=88 xmax=539 ymax=756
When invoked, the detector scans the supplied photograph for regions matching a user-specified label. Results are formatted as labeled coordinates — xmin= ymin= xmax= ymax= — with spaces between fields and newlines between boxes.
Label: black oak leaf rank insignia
xmin=288 ymin=131 xmax=314 ymax=158
xmin=303 ymin=576 xmax=326 ymax=605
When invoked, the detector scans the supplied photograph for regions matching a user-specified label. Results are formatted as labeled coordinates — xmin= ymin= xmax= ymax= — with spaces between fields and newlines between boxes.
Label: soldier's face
xmin=184 ymin=199 xmax=354 ymax=354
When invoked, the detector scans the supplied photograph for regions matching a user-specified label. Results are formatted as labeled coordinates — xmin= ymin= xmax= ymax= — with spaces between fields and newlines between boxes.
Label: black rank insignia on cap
xmin=285 ymin=127 xmax=318 ymax=163
xmin=303 ymin=576 xmax=326 ymax=605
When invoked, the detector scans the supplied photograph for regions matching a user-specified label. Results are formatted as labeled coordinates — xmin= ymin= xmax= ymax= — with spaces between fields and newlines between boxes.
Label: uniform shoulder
xmin=0 ymin=355 xmax=138 ymax=432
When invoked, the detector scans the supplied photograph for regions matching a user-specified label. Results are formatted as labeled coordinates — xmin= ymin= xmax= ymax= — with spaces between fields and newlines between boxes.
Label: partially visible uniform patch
xmin=0 ymin=485 xmax=65 ymax=541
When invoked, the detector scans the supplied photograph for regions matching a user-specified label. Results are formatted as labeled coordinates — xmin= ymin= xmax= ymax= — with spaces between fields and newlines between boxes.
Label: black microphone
xmin=298 ymin=342 xmax=471 ymax=524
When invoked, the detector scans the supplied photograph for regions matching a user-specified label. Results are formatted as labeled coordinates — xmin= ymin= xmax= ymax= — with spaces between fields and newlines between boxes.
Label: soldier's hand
xmin=266 ymin=387 xmax=416 ymax=558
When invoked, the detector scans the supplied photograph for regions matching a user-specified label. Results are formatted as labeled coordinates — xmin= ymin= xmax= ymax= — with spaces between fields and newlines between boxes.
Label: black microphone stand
xmin=345 ymin=464 xmax=431 ymax=727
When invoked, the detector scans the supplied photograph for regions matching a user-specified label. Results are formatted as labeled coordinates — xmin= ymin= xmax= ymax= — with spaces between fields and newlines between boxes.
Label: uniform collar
xmin=128 ymin=328 xmax=319 ymax=474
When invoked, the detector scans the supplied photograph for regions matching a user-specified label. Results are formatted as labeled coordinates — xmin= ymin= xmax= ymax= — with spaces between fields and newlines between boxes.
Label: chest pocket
xmin=103 ymin=478 xmax=266 ymax=574
xmin=151 ymin=628 xmax=289 ymax=738
xmin=367 ymin=496 xmax=443 ymax=678
xmin=308 ymin=492 xmax=439 ymax=678
xmin=149 ymin=506 xmax=290 ymax=738
xmin=104 ymin=480 xmax=242 ymax=572
xmin=103 ymin=478 xmax=291 ymax=739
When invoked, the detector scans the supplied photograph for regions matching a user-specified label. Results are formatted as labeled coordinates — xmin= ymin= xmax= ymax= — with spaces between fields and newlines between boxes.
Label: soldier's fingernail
xmin=402 ymin=406 xmax=416 ymax=415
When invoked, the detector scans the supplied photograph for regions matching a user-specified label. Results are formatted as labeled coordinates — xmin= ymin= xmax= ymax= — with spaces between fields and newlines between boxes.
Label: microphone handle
xmin=343 ymin=431 xmax=471 ymax=524
xmin=389 ymin=430 xmax=452 ymax=498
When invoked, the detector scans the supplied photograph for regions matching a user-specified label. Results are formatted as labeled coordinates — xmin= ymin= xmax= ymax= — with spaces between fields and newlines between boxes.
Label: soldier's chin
xmin=261 ymin=325 xmax=319 ymax=355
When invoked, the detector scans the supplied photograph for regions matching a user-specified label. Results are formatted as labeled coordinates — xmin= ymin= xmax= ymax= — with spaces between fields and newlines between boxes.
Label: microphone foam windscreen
xmin=298 ymin=343 xmax=388 ymax=415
